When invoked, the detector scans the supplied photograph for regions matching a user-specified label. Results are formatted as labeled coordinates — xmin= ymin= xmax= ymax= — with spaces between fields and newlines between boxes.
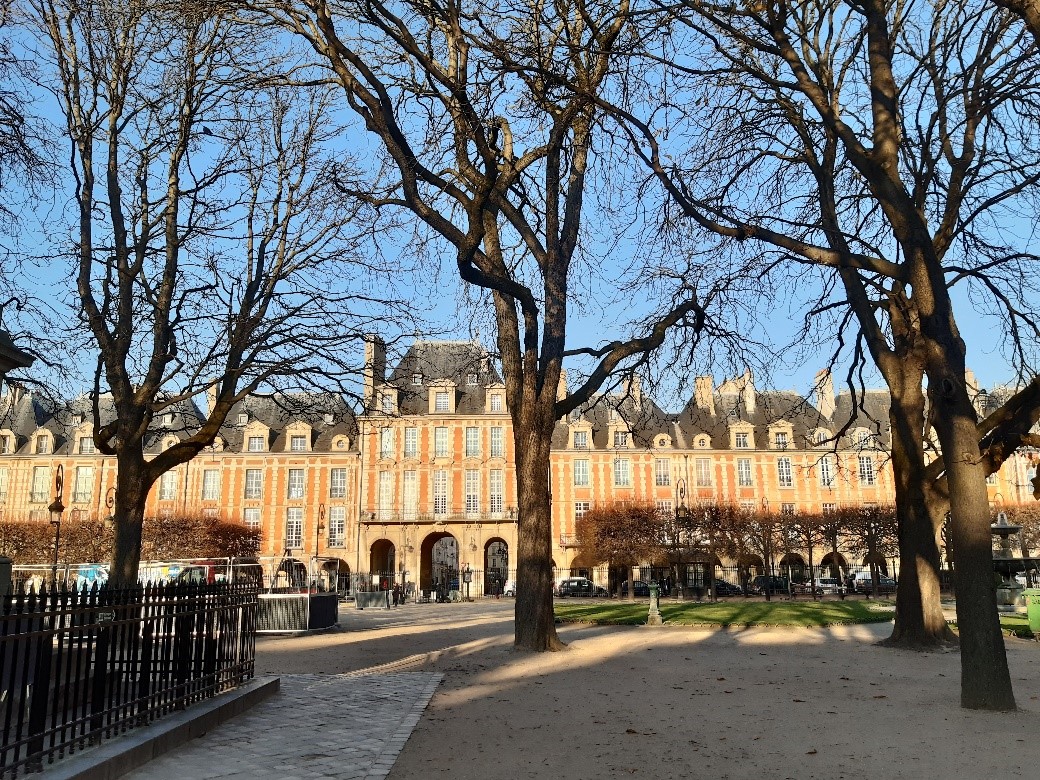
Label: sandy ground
xmin=255 ymin=600 xmax=1040 ymax=780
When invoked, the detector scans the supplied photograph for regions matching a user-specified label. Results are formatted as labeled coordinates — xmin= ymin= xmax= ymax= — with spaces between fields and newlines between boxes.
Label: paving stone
xmin=126 ymin=672 xmax=442 ymax=780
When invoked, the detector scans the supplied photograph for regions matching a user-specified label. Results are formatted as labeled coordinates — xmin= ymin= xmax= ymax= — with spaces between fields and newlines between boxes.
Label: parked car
xmin=711 ymin=578 xmax=745 ymax=597
xmin=619 ymin=580 xmax=651 ymax=597
xmin=502 ymin=579 xmax=516 ymax=596
xmin=852 ymin=573 xmax=897 ymax=595
xmin=746 ymin=575 xmax=790 ymax=595
xmin=555 ymin=577 xmax=595 ymax=597
xmin=813 ymin=577 xmax=843 ymax=594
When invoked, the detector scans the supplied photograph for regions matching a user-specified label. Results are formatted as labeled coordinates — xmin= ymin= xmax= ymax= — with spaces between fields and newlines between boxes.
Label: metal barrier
xmin=0 ymin=581 xmax=257 ymax=778
xmin=256 ymin=593 xmax=339 ymax=632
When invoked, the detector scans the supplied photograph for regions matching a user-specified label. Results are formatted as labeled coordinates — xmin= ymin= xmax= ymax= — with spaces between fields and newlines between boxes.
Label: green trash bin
xmin=1023 ymin=589 xmax=1040 ymax=637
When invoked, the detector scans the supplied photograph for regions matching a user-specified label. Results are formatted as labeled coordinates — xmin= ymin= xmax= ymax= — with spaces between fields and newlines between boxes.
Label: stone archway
xmin=370 ymin=539 xmax=396 ymax=587
xmin=737 ymin=554 xmax=764 ymax=592
xmin=420 ymin=532 xmax=459 ymax=596
xmin=779 ymin=553 xmax=807 ymax=585
xmin=484 ymin=538 xmax=508 ymax=595
xmin=819 ymin=551 xmax=848 ymax=579
xmin=862 ymin=553 xmax=889 ymax=576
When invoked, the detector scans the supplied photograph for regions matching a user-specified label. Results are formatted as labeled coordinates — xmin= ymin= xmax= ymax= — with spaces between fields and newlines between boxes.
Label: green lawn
xmin=554 ymin=599 xmax=897 ymax=627
xmin=996 ymin=614 xmax=1034 ymax=638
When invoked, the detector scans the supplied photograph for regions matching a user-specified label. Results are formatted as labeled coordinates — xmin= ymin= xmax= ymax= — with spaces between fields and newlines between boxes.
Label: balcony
xmin=0 ymin=491 xmax=6 ymax=503
xmin=560 ymin=534 xmax=578 ymax=548
xmin=72 ymin=492 xmax=91 ymax=503
xmin=29 ymin=491 xmax=49 ymax=503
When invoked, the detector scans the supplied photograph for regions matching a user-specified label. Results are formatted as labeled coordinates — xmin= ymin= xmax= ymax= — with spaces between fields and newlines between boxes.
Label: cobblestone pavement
xmin=125 ymin=671 xmax=443 ymax=780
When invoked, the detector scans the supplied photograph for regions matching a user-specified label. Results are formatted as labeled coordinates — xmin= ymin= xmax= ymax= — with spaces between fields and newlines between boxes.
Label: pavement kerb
xmin=43 ymin=676 xmax=280 ymax=780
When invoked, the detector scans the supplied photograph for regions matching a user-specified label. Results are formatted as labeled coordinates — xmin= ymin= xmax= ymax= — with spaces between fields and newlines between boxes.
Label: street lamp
xmin=313 ymin=503 xmax=326 ymax=592
xmin=49 ymin=465 xmax=65 ymax=585
xmin=674 ymin=478 xmax=691 ymax=600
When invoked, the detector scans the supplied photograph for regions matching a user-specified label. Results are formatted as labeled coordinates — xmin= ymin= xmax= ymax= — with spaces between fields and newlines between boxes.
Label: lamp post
xmin=313 ymin=503 xmax=326 ymax=592
xmin=49 ymin=465 xmax=66 ymax=585
xmin=674 ymin=478 xmax=691 ymax=600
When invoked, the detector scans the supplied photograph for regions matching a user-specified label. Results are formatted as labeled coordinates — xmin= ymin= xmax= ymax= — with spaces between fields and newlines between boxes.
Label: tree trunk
xmin=108 ymin=451 xmax=152 ymax=588
xmin=936 ymin=399 xmax=1016 ymax=709
xmin=513 ymin=420 xmax=564 ymax=651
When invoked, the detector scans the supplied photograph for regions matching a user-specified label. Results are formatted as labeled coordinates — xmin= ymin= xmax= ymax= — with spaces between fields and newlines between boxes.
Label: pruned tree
xmin=837 ymin=505 xmax=898 ymax=597
xmin=785 ymin=510 xmax=824 ymax=599
xmin=262 ymin=0 xmax=721 ymax=649
xmin=33 ymin=0 xmax=397 ymax=585
xmin=142 ymin=512 xmax=260 ymax=560
xmin=610 ymin=0 xmax=1040 ymax=708
xmin=732 ymin=507 xmax=785 ymax=600
xmin=575 ymin=500 xmax=665 ymax=599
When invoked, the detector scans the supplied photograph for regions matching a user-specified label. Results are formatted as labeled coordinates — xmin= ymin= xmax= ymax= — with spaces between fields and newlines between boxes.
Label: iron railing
xmin=1 ymin=581 xmax=257 ymax=777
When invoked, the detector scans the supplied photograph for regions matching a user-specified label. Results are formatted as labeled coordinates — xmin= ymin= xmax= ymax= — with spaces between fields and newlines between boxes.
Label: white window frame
xmin=378 ymin=471 xmax=394 ymax=519
xmin=30 ymin=466 xmax=50 ymax=503
xmin=434 ymin=427 xmax=449 ymax=457
xmin=404 ymin=427 xmax=418 ymax=458
xmin=403 ymin=470 xmax=418 ymax=520
xmin=575 ymin=501 xmax=590 ymax=520
xmin=465 ymin=427 xmax=480 ymax=458
xmin=290 ymin=434 xmax=308 ymax=452
xmin=777 ymin=457 xmax=793 ymax=488
xmin=465 ymin=469 xmax=480 ymax=517
xmin=73 ymin=466 xmax=94 ymax=503
xmin=820 ymin=455 xmax=835 ymax=488
xmin=158 ymin=471 xmax=178 ymax=500
xmin=433 ymin=469 xmax=448 ymax=515
xmin=573 ymin=430 xmax=589 ymax=450
xmin=379 ymin=427 xmax=395 ymax=459
xmin=247 ymin=435 xmax=265 ymax=452
xmin=330 ymin=468 xmax=347 ymax=499
xmin=243 ymin=507 xmax=261 ymax=530
xmin=490 ymin=470 xmax=504 ymax=516
xmin=435 ymin=391 xmax=450 ymax=412
xmin=655 ymin=459 xmax=671 ymax=487
xmin=244 ymin=469 xmax=263 ymax=499
xmin=490 ymin=393 xmax=503 ymax=412
xmin=858 ymin=455 xmax=876 ymax=486
xmin=287 ymin=468 xmax=305 ymax=500
xmin=79 ymin=436 xmax=96 ymax=454
xmin=737 ymin=458 xmax=753 ymax=487
xmin=285 ymin=508 xmax=303 ymax=549
xmin=490 ymin=427 xmax=504 ymax=458
xmin=774 ymin=431 xmax=789 ymax=450
xmin=614 ymin=458 xmax=631 ymax=487
xmin=328 ymin=507 xmax=346 ymax=547
xmin=574 ymin=459 xmax=590 ymax=487
xmin=695 ymin=458 xmax=712 ymax=487
xmin=202 ymin=469 xmax=221 ymax=501
xmin=734 ymin=432 xmax=750 ymax=449
xmin=613 ymin=430 xmax=629 ymax=448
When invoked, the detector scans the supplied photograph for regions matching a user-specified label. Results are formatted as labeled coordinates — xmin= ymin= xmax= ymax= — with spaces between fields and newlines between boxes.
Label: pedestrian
xmin=392 ymin=583 xmax=401 ymax=607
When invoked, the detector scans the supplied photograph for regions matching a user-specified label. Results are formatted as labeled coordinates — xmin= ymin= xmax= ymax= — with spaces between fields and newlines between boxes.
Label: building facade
xmin=0 ymin=339 xmax=1034 ymax=592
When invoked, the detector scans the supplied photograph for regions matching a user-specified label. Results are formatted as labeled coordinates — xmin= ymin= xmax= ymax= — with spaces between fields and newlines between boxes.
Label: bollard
xmin=0 ymin=555 xmax=11 ymax=597
xmin=647 ymin=583 xmax=663 ymax=626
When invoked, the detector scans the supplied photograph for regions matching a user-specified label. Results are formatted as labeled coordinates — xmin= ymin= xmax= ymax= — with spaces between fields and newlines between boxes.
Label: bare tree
xmin=994 ymin=0 xmax=1040 ymax=45
xmin=785 ymin=510 xmax=824 ymax=600
xmin=610 ymin=0 xmax=1040 ymax=708
xmin=838 ymin=505 xmax=899 ymax=597
xmin=575 ymin=501 xmax=665 ymax=599
xmin=261 ymin=0 xmax=720 ymax=650
xmin=33 ymin=0 xmax=397 ymax=585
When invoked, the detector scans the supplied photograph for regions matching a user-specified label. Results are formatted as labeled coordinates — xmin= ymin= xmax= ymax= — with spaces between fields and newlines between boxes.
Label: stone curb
xmin=44 ymin=676 xmax=280 ymax=780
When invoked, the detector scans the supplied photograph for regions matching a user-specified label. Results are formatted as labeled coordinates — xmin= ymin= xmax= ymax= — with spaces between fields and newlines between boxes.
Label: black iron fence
xmin=0 ymin=581 xmax=257 ymax=777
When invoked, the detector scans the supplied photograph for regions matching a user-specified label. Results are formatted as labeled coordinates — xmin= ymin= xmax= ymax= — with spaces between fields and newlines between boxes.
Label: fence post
xmin=0 ymin=556 xmax=11 ymax=597
xmin=24 ymin=587 xmax=52 ymax=772
xmin=88 ymin=584 xmax=111 ymax=744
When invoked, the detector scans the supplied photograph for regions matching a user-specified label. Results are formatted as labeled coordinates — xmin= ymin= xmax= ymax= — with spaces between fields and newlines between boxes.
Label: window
xmin=490 ymin=470 xmax=504 ymax=516
xmin=287 ymin=468 xmax=305 ymax=499
xmin=237 ymin=413 xmax=248 ymax=425
xmin=243 ymin=507 xmax=261 ymax=531
xmin=737 ymin=458 xmax=753 ymax=487
xmin=0 ymin=467 xmax=8 ymax=502
xmin=433 ymin=469 xmax=448 ymax=515
xmin=381 ymin=394 xmax=393 ymax=413
xmin=379 ymin=427 xmax=395 ymax=459
xmin=820 ymin=455 xmax=835 ymax=488
xmin=202 ymin=469 xmax=220 ymax=501
xmin=614 ymin=458 xmax=631 ymax=487
xmin=613 ymin=430 xmax=630 ymax=448
xmin=159 ymin=471 xmax=178 ymax=500
xmin=656 ymin=500 xmax=673 ymax=520
xmin=0 ymin=435 xmax=11 ymax=454
xmin=734 ymin=432 xmax=749 ymax=449
xmin=403 ymin=471 xmax=418 ymax=520
xmin=490 ymin=394 xmax=503 ymax=412
xmin=404 ymin=427 xmax=418 ymax=458
xmin=822 ymin=503 xmax=836 ymax=515
xmin=467 ymin=373 xmax=478 ymax=385
xmin=328 ymin=507 xmax=346 ymax=547
xmin=774 ymin=431 xmax=789 ymax=450
xmin=412 ymin=372 xmax=423 ymax=385
xmin=777 ymin=457 xmax=793 ymax=488
xmin=986 ymin=472 xmax=998 ymax=485
xmin=781 ymin=503 xmax=796 ymax=515
xmin=695 ymin=458 xmax=712 ymax=487
xmin=575 ymin=501 xmax=590 ymax=520
xmin=378 ymin=471 xmax=394 ymax=519
xmin=465 ymin=427 xmax=480 ymax=457
xmin=573 ymin=430 xmax=588 ymax=449
xmin=323 ymin=413 xmax=334 ymax=425
xmin=72 ymin=466 xmax=94 ymax=503
xmin=244 ymin=468 xmax=263 ymax=499
xmin=330 ymin=468 xmax=347 ymax=499
xmin=435 ymin=391 xmax=450 ymax=412
xmin=204 ymin=507 xmax=219 ymax=519
xmin=574 ymin=459 xmax=590 ymax=487
xmin=465 ymin=469 xmax=479 ymax=516
xmin=285 ymin=508 xmax=303 ymax=548
xmin=247 ymin=435 xmax=265 ymax=452
xmin=79 ymin=436 xmax=95 ymax=454
xmin=290 ymin=434 xmax=308 ymax=452
xmin=655 ymin=459 xmax=671 ymax=487
xmin=491 ymin=427 xmax=504 ymax=457
xmin=434 ymin=427 xmax=449 ymax=457
xmin=27 ymin=467 xmax=46 ymax=503
xmin=858 ymin=456 xmax=876 ymax=486
xmin=35 ymin=436 xmax=50 ymax=454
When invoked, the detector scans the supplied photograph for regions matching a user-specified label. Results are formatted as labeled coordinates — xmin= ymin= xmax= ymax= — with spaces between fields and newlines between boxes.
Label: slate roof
xmin=218 ymin=392 xmax=358 ymax=452
xmin=385 ymin=341 xmax=500 ymax=416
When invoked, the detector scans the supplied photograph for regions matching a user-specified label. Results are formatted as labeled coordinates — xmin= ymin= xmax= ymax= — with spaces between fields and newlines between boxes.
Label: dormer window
xmin=490 ymin=394 xmax=503 ymax=412
xmin=237 ymin=413 xmax=248 ymax=425
xmin=323 ymin=413 xmax=334 ymax=425
xmin=466 ymin=373 xmax=478 ymax=386
xmin=290 ymin=435 xmax=308 ymax=452
xmin=613 ymin=431 xmax=629 ymax=448
xmin=247 ymin=435 xmax=265 ymax=452
xmin=79 ymin=437 xmax=95 ymax=454
xmin=164 ymin=437 xmax=177 ymax=451
xmin=696 ymin=436 xmax=710 ymax=448
xmin=381 ymin=394 xmax=394 ymax=413
xmin=35 ymin=436 xmax=50 ymax=455
xmin=734 ymin=432 xmax=749 ymax=449
xmin=162 ymin=412 xmax=174 ymax=426
xmin=412 ymin=373 xmax=423 ymax=385
xmin=435 ymin=391 xmax=450 ymax=412
xmin=775 ymin=432 xmax=789 ymax=450
xmin=574 ymin=430 xmax=589 ymax=449
xmin=1 ymin=434 xmax=12 ymax=454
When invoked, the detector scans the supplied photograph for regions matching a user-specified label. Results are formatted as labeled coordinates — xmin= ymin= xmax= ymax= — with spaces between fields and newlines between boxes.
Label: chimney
xmin=694 ymin=375 xmax=715 ymax=415
xmin=557 ymin=369 xmax=568 ymax=401
xmin=206 ymin=383 xmax=218 ymax=417
xmin=363 ymin=334 xmax=387 ymax=406
xmin=814 ymin=369 xmax=835 ymax=420
xmin=742 ymin=370 xmax=756 ymax=415
xmin=621 ymin=375 xmax=642 ymax=406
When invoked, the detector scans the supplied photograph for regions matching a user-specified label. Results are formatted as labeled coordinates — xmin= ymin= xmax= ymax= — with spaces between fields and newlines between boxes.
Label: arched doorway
xmin=484 ymin=538 xmax=508 ymax=595
xmin=318 ymin=558 xmax=350 ymax=595
xmin=370 ymin=539 xmax=396 ymax=588
xmin=737 ymin=554 xmax=764 ymax=592
xmin=861 ymin=553 xmax=889 ymax=576
xmin=420 ymin=532 xmax=459 ymax=597
xmin=819 ymin=551 xmax=847 ymax=579
xmin=779 ymin=553 xmax=807 ymax=586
